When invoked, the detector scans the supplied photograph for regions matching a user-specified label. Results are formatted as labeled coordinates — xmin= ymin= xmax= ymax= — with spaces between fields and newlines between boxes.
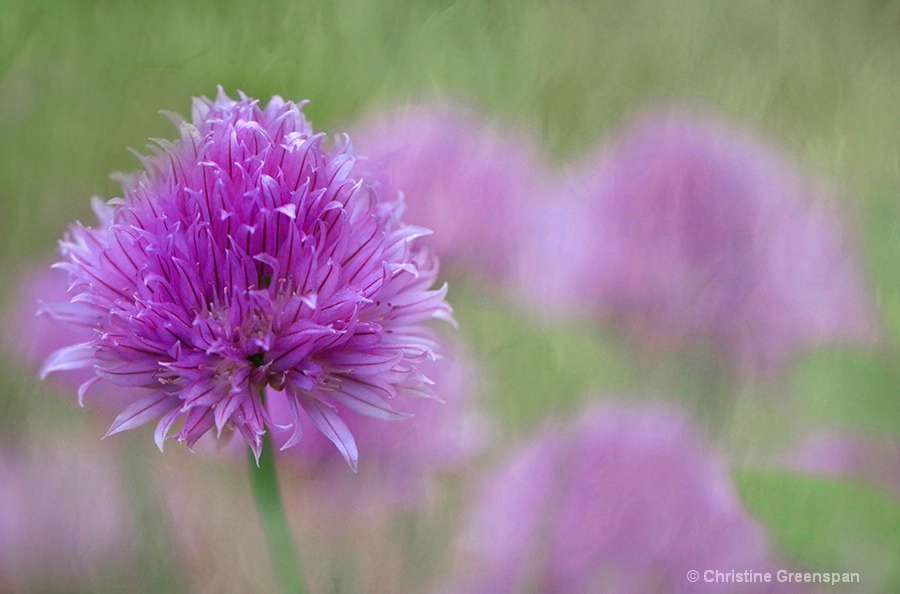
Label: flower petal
xmin=104 ymin=392 xmax=180 ymax=438
xmin=300 ymin=394 xmax=359 ymax=472
xmin=40 ymin=343 xmax=95 ymax=379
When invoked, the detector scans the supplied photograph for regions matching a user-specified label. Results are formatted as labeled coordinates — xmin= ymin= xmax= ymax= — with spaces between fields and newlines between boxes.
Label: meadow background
xmin=1 ymin=1 xmax=900 ymax=592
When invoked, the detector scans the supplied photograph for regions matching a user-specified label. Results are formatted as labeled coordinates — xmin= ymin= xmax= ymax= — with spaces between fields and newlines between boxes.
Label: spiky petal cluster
xmin=41 ymin=89 xmax=452 ymax=469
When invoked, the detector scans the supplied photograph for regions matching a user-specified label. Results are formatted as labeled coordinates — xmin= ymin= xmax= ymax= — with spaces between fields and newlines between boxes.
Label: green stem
xmin=249 ymin=430 xmax=307 ymax=594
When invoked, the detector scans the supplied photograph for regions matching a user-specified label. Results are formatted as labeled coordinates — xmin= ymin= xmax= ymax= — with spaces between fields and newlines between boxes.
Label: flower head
xmin=352 ymin=103 xmax=541 ymax=279
xmin=521 ymin=107 xmax=875 ymax=370
xmin=40 ymin=88 xmax=452 ymax=469
xmin=448 ymin=402 xmax=806 ymax=593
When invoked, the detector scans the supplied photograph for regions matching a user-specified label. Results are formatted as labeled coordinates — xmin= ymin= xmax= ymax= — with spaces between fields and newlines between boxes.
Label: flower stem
xmin=249 ymin=430 xmax=307 ymax=594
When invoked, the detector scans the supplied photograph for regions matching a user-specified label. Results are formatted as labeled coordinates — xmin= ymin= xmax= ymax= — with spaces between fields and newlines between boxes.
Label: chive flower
xmin=449 ymin=402 xmax=805 ymax=593
xmin=522 ymin=108 xmax=875 ymax=371
xmin=351 ymin=104 xmax=540 ymax=279
xmin=40 ymin=88 xmax=452 ymax=469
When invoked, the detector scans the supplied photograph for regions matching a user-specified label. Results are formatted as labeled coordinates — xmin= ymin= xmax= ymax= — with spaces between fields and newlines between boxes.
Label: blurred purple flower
xmin=788 ymin=431 xmax=900 ymax=498
xmin=270 ymin=339 xmax=486 ymax=507
xmin=351 ymin=103 xmax=541 ymax=278
xmin=4 ymin=265 xmax=133 ymax=410
xmin=0 ymin=439 xmax=132 ymax=590
xmin=523 ymin=108 xmax=875 ymax=370
xmin=6 ymin=266 xmax=77 ymax=370
xmin=39 ymin=88 xmax=452 ymax=468
xmin=448 ymin=402 xmax=803 ymax=593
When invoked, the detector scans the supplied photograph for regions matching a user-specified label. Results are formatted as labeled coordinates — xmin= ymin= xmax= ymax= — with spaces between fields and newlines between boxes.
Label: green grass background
xmin=2 ymin=1 xmax=900 ymax=592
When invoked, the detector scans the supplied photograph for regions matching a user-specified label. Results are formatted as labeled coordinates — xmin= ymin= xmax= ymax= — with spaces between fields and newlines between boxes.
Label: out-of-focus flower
xmin=154 ymin=459 xmax=278 ymax=594
xmin=6 ymin=266 xmax=81 ymax=371
xmin=0 ymin=438 xmax=132 ymax=591
xmin=39 ymin=88 xmax=452 ymax=468
xmin=788 ymin=431 xmax=900 ymax=499
xmin=352 ymin=103 xmax=542 ymax=279
xmin=271 ymin=339 xmax=486 ymax=508
xmin=3 ymin=265 xmax=133 ymax=410
xmin=447 ymin=402 xmax=804 ymax=593
xmin=522 ymin=108 xmax=875 ymax=371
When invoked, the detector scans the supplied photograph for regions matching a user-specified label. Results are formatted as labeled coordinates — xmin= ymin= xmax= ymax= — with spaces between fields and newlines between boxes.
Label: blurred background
xmin=1 ymin=1 xmax=900 ymax=592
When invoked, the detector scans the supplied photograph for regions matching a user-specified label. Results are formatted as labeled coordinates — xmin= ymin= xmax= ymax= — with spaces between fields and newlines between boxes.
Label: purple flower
xmin=788 ymin=431 xmax=900 ymax=499
xmin=4 ymin=265 xmax=132 ymax=410
xmin=351 ymin=103 xmax=541 ymax=278
xmin=269 ymin=339 xmax=486 ymax=508
xmin=39 ymin=88 xmax=452 ymax=468
xmin=174 ymin=337 xmax=485 ymax=513
xmin=0 ymin=438 xmax=132 ymax=590
xmin=17 ymin=261 xmax=483 ymax=503
xmin=448 ymin=402 xmax=805 ymax=593
xmin=522 ymin=107 xmax=875 ymax=370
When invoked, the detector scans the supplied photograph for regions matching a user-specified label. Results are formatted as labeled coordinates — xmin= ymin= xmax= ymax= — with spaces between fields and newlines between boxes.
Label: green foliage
xmin=793 ymin=349 xmax=900 ymax=435
xmin=738 ymin=469 xmax=900 ymax=592
xmin=2 ymin=0 xmax=899 ymax=261
xmin=863 ymin=187 xmax=900 ymax=343
xmin=450 ymin=281 xmax=632 ymax=432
